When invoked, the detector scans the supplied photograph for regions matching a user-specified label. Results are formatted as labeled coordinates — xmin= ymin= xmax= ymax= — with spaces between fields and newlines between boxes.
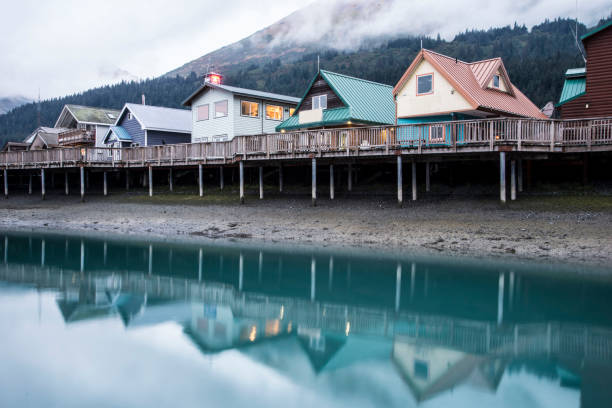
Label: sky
xmin=0 ymin=0 xmax=609 ymax=101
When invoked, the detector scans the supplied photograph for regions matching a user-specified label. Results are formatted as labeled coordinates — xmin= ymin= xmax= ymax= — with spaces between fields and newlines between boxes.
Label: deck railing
xmin=2 ymin=117 xmax=612 ymax=168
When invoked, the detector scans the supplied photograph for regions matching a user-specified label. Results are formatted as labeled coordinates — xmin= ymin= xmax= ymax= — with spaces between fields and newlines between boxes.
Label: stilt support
xmin=148 ymin=166 xmax=153 ymax=197
xmin=511 ymin=160 xmax=516 ymax=201
xmin=41 ymin=168 xmax=46 ymax=200
xmin=412 ymin=161 xmax=417 ymax=201
xmin=239 ymin=161 xmax=244 ymax=204
xmin=198 ymin=164 xmax=203 ymax=197
xmin=259 ymin=166 xmax=264 ymax=199
xmin=397 ymin=156 xmax=403 ymax=207
xmin=312 ymin=158 xmax=317 ymax=206
xmin=500 ymin=152 xmax=506 ymax=203
xmin=80 ymin=166 xmax=85 ymax=202
xmin=103 ymin=171 xmax=108 ymax=196
xmin=65 ymin=172 xmax=69 ymax=196
xmin=329 ymin=164 xmax=335 ymax=200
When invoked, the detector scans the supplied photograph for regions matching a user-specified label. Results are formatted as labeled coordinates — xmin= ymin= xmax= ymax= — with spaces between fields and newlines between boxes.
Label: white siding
xmin=233 ymin=96 xmax=296 ymax=136
xmin=191 ymin=88 xmax=234 ymax=142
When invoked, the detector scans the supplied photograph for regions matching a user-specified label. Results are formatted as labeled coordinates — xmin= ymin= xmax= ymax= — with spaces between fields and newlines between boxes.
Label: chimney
xmin=141 ymin=94 xmax=146 ymax=105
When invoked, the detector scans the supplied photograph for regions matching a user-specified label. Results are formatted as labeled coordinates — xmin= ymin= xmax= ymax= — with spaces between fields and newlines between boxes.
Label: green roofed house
xmin=275 ymin=70 xmax=395 ymax=132
xmin=54 ymin=104 xmax=120 ymax=147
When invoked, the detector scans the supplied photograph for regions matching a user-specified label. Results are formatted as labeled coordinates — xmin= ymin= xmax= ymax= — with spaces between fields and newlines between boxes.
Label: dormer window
xmin=493 ymin=74 xmax=500 ymax=88
xmin=417 ymin=73 xmax=433 ymax=95
xmin=312 ymin=94 xmax=327 ymax=110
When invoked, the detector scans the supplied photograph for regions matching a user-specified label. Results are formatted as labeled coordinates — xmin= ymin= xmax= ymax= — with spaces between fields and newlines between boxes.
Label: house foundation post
xmin=80 ymin=166 xmax=85 ymax=202
xmin=330 ymin=164 xmax=335 ymax=200
xmin=103 ymin=171 xmax=108 ymax=196
xmin=41 ymin=168 xmax=46 ymax=200
xmin=169 ymin=168 xmax=173 ymax=192
xmin=28 ymin=174 xmax=32 ymax=195
xmin=312 ymin=158 xmax=317 ymax=207
xmin=125 ymin=169 xmax=130 ymax=191
xmin=279 ymin=164 xmax=283 ymax=192
xmin=198 ymin=164 xmax=204 ymax=197
xmin=517 ymin=159 xmax=523 ymax=192
xmin=239 ymin=161 xmax=244 ymax=204
xmin=397 ymin=156 xmax=403 ymax=207
xmin=65 ymin=172 xmax=69 ymax=196
xmin=219 ymin=167 xmax=224 ymax=190
xmin=425 ymin=161 xmax=430 ymax=192
xmin=412 ymin=160 xmax=417 ymax=201
xmin=3 ymin=169 xmax=7 ymax=199
xmin=500 ymin=152 xmax=506 ymax=203
xmin=259 ymin=166 xmax=264 ymax=199
xmin=348 ymin=163 xmax=353 ymax=192
xmin=511 ymin=160 xmax=516 ymax=201
xmin=148 ymin=166 xmax=153 ymax=197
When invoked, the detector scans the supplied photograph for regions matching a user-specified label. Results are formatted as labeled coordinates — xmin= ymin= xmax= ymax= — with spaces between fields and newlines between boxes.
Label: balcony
xmin=58 ymin=129 xmax=95 ymax=147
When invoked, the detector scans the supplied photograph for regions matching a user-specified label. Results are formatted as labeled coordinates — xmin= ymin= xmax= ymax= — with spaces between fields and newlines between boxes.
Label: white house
xmin=182 ymin=73 xmax=300 ymax=143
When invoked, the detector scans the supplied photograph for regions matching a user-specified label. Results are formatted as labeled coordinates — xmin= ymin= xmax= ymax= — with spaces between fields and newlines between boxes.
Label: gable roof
xmin=103 ymin=126 xmax=133 ymax=144
xmin=581 ymin=19 xmax=612 ymax=42
xmin=276 ymin=70 xmax=395 ymax=131
xmin=118 ymin=103 xmax=192 ymax=134
xmin=24 ymin=126 xmax=68 ymax=144
xmin=182 ymin=82 xmax=300 ymax=107
xmin=393 ymin=49 xmax=547 ymax=119
xmin=54 ymin=104 xmax=120 ymax=127
xmin=556 ymin=68 xmax=586 ymax=107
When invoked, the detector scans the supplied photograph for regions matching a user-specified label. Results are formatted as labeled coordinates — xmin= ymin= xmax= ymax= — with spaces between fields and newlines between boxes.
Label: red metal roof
xmin=394 ymin=49 xmax=546 ymax=119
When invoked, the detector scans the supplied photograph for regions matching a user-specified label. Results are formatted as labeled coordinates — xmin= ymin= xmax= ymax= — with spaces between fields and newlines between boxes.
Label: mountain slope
xmin=0 ymin=96 xmax=31 ymax=115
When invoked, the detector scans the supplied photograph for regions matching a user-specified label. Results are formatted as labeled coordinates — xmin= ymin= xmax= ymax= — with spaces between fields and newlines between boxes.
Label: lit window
xmin=493 ymin=74 xmax=500 ymax=88
xmin=241 ymin=101 xmax=259 ymax=118
xmin=312 ymin=94 xmax=327 ymax=110
xmin=266 ymin=105 xmax=283 ymax=121
xmin=417 ymin=73 xmax=433 ymax=95
xmin=215 ymin=100 xmax=228 ymax=118
xmin=289 ymin=108 xmax=296 ymax=116
xmin=197 ymin=104 xmax=209 ymax=121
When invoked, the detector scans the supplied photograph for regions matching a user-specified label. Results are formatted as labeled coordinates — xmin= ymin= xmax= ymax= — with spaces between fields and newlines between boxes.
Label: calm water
xmin=1 ymin=231 xmax=611 ymax=408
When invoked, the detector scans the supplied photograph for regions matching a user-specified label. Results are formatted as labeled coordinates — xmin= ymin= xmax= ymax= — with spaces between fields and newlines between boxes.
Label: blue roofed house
xmin=103 ymin=103 xmax=192 ymax=148
xmin=182 ymin=73 xmax=300 ymax=142
xmin=275 ymin=70 xmax=396 ymax=132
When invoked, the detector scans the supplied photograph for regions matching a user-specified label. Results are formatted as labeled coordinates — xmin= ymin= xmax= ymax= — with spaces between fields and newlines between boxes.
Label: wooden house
xmin=183 ymin=73 xmax=299 ymax=142
xmin=275 ymin=70 xmax=396 ymax=132
xmin=54 ymin=104 xmax=120 ymax=147
xmin=103 ymin=103 xmax=191 ymax=148
xmin=24 ymin=126 xmax=70 ymax=150
xmin=556 ymin=20 xmax=612 ymax=119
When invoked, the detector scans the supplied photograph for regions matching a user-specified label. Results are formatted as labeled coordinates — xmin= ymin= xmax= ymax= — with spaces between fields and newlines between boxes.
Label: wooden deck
xmin=2 ymin=117 xmax=612 ymax=170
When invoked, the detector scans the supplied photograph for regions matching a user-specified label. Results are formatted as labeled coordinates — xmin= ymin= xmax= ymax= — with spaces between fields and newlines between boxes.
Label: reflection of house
xmin=184 ymin=303 xmax=289 ymax=352
xmin=54 ymin=104 xmax=120 ymax=147
xmin=56 ymin=278 xmax=121 ymax=323
xmin=276 ymin=70 xmax=395 ymax=132
xmin=183 ymin=72 xmax=299 ymax=143
xmin=392 ymin=336 xmax=505 ymax=403
xmin=103 ymin=103 xmax=192 ymax=148
xmin=556 ymin=21 xmax=612 ymax=119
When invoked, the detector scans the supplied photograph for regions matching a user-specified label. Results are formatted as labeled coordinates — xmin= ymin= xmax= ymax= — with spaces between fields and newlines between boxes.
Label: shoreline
xmin=1 ymin=191 xmax=611 ymax=271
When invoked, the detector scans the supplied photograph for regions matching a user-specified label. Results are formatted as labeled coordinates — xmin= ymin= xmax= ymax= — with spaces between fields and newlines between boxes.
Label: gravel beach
xmin=1 ymin=190 xmax=611 ymax=268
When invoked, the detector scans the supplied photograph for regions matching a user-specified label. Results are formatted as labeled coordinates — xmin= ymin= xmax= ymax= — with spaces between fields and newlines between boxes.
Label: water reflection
xmin=1 ymin=231 xmax=611 ymax=407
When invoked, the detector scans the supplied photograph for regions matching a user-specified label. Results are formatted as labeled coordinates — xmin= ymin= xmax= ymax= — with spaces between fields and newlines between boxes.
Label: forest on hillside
xmin=0 ymin=17 xmax=607 ymax=146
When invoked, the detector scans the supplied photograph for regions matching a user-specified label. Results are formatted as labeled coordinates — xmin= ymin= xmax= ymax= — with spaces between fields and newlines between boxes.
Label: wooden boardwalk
xmin=2 ymin=117 xmax=612 ymax=203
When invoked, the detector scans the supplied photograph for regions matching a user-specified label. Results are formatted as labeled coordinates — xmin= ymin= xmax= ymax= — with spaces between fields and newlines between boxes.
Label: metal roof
xmin=64 ymin=105 xmax=120 ymax=125
xmin=565 ymin=67 xmax=586 ymax=78
xmin=103 ymin=126 xmax=133 ymax=144
xmin=556 ymin=74 xmax=586 ymax=107
xmin=276 ymin=70 xmax=395 ymax=131
xmin=394 ymin=49 xmax=547 ymax=119
xmin=183 ymin=83 xmax=300 ymax=107
xmin=121 ymin=103 xmax=192 ymax=133
xmin=581 ymin=20 xmax=612 ymax=42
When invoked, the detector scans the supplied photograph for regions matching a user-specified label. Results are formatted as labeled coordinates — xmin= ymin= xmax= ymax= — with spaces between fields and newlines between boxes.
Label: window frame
xmin=416 ymin=73 xmax=434 ymax=96
xmin=265 ymin=104 xmax=284 ymax=121
xmin=429 ymin=124 xmax=446 ymax=143
xmin=196 ymin=104 xmax=210 ymax=121
xmin=214 ymin=100 xmax=229 ymax=119
xmin=240 ymin=100 xmax=260 ymax=118
xmin=289 ymin=108 xmax=296 ymax=117
xmin=492 ymin=74 xmax=500 ymax=88
xmin=127 ymin=112 xmax=133 ymax=121
xmin=312 ymin=94 xmax=328 ymax=110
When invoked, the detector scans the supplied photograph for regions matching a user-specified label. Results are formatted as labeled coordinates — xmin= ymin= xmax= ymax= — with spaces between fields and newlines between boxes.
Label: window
xmin=414 ymin=359 xmax=429 ymax=380
xmin=106 ymin=113 xmax=116 ymax=120
xmin=493 ymin=74 xmax=500 ymax=88
xmin=429 ymin=124 xmax=445 ymax=143
xmin=197 ymin=104 xmax=209 ymax=121
xmin=417 ymin=73 xmax=433 ymax=95
xmin=241 ymin=101 xmax=259 ymax=117
xmin=127 ymin=112 xmax=133 ymax=120
xmin=312 ymin=94 xmax=327 ymax=110
xmin=266 ymin=105 xmax=283 ymax=121
xmin=215 ymin=100 xmax=228 ymax=118
xmin=289 ymin=108 xmax=296 ymax=117
xmin=213 ymin=134 xmax=228 ymax=141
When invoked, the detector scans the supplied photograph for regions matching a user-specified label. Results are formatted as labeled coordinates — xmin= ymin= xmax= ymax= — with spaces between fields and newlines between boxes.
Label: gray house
xmin=103 ymin=103 xmax=192 ymax=148
xmin=182 ymin=73 xmax=300 ymax=142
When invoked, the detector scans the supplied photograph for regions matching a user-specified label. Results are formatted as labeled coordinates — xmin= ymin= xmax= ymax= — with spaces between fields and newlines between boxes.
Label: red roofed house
xmin=392 ymin=49 xmax=546 ymax=144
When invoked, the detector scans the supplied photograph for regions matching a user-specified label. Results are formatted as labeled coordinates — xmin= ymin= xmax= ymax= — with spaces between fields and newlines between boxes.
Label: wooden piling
xmin=219 ymin=167 xmax=224 ymax=190
xmin=3 ymin=169 xmax=7 ymax=199
xmin=412 ymin=161 xmax=417 ymax=201
xmin=348 ymin=163 xmax=353 ymax=192
xmin=511 ymin=160 xmax=516 ymax=201
xmin=198 ymin=164 xmax=203 ymax=197
xmin=80 ymin=166 xmax=85 ymax=202
xmin=41 ymin=168 xmax=46 ymax=200
xmin=65 ymin=172 xmax=69 ymax=196
xmin=103 ymin=171 xmax=108 ymax=196
xmin=279 ymin=164 xmax=283 ymax=193
xmin=500 ymin=152 xmax=506 ymax=203
xmin=259 ymin=166 xmax=264 ymax=199
xmin=169 ymin=168 xmax=173 ymax=192
xmin=425 ymin=161 xmax=430 ymax=192
xmin=148 ymin=166 xmax=153 ymax=197
xmin=28 ymin=174 xmax=32 ymax=195
xmin=330 ymin=164 xmax=335 ymax=200
xmin=517 ymin=159 xmax=523 ymax=192
xmin=239 ymin=161 xmax=244 ymax=204
xmin=125 ymin=169 xmax=130 ymax=191
xmin=312 ymin=158 xmax=317 ymax=207
xmin=397 ymin=156 xmax=403 ymax=207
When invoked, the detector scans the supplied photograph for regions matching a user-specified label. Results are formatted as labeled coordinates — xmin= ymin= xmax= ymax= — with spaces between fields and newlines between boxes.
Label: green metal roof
xmin=276 ymin=70 xmax=395 ymax=131
xmin=66 ymin=104 xmax=120 ymax=125
xmin=556 ymin=68 xmax=586 ymax=107
xmin=581 ymin=20 xmax=612 ymax=42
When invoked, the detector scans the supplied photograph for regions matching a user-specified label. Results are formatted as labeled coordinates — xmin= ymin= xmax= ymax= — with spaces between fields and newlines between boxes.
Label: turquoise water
xmin=1 ymin=231 xmax=611 ymax=407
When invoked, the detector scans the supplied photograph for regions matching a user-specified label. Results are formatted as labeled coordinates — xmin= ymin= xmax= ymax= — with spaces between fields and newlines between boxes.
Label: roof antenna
xmin=37 ymin=87 xmax=41 ymax=128
xmin=572 ymin=0 xmax=587 ymax=63
xmin=420 ymin=38 xmax=423 ymax=49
